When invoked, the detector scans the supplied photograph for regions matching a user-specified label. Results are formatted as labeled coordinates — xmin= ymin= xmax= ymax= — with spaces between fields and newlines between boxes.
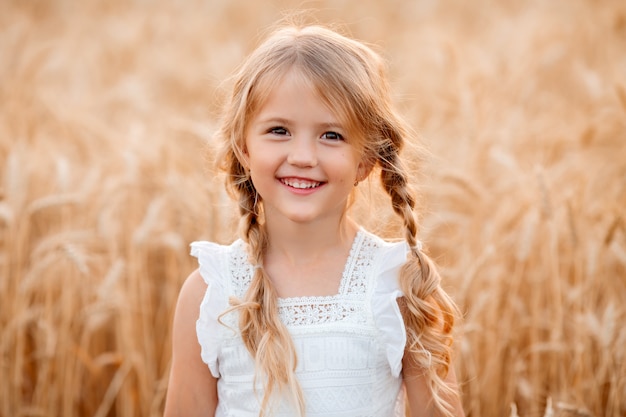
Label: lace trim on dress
xmin=229 ymin=239 xmax=254 ymax=299
xmin=278 ymin=301 xmax=369 ymax=327
xmin=226 ymin=230 xmax=381 ymax=327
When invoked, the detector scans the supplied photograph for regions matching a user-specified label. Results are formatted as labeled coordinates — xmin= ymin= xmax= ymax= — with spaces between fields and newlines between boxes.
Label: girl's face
xmin=243 ymin=68 xmax=369 ymax=227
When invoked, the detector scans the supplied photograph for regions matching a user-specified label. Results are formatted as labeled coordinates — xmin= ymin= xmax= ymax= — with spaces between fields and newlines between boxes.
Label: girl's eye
xmin=321 ymin=131 xmax=344 ymax=141
xmin=269 ymin=127 xmax=288 ymax=135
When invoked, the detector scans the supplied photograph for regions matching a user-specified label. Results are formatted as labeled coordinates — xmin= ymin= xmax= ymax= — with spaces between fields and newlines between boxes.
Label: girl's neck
xmin=263 ymin=215 xmax=359 ymax=267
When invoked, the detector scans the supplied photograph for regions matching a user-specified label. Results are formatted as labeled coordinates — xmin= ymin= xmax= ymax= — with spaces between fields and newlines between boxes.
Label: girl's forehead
xmin=252 ymin=67 xmax=357 ymax=130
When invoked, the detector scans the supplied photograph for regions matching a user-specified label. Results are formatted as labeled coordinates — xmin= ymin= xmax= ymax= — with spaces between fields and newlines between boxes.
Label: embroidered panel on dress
xmin=219 ymin=333 xmax=380 ymax=378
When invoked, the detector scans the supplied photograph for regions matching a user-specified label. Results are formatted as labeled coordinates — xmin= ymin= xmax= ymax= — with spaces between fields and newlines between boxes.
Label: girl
xmin=164 ymin=24 xmax=465 ymax=417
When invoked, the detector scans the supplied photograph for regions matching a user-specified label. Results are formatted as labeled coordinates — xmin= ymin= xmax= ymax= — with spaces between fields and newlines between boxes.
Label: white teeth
xmin=282 ymin=179 xmax=320 ymax=189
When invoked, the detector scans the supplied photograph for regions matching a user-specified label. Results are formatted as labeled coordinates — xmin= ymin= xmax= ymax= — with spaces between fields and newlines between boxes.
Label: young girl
xmin=164 ymin=24 xmax=465 ymax=417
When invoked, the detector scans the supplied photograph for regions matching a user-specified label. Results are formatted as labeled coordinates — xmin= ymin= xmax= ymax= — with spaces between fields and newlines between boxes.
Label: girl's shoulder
xmin=190 ymin=238 xmax=247 ymax=285
xmin=190 ymin=238 xmax=244 ymax=257
xmin=358 ymin=228 xmax=410 ymax=273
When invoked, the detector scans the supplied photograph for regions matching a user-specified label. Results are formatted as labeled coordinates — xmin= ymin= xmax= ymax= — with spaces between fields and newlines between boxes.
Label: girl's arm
xmin=402 ymin=352 xmax=465 ymax=417
xmin=164 ymin=269 xmax=218 ymax=417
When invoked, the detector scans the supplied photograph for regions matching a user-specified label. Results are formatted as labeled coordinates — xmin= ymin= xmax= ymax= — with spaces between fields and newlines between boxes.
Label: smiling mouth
xmin=279 ymin=178 xmax=322 ymax=189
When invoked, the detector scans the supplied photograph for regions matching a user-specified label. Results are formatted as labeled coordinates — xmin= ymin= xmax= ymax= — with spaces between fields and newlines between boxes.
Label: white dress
xmin=191 ymin=229 xmax=410 ymax=417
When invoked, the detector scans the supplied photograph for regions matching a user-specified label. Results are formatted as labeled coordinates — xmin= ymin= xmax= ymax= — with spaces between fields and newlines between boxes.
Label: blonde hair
xmin=215 ymin=24 xmax=460 ymax=416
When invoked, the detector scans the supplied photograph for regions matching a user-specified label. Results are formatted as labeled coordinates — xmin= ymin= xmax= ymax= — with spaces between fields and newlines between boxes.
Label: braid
xmin=225 ymin=174 xmax=306 ymax=416
xmin=378 ymin=136 xmax=460 ymax=416
xmin=378 ymin=139 xmax=418 ymax=243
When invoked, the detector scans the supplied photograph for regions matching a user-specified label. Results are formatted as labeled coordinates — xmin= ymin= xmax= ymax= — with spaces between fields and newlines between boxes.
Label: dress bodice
xmin=191 ymin=229 xmax=409 ymax=417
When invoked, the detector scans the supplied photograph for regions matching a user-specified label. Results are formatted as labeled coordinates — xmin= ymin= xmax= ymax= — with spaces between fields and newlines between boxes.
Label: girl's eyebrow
xmin=256 ymin=117 xmax=344 ymax=130
xmin=256 ymin=117 xmax=291 ymax=125
xmin=317 ymin=122 xmax=345 ymax=131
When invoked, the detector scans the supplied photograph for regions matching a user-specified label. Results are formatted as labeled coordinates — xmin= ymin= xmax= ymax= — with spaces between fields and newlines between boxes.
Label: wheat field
xmin=1 ymin=0 xmax=625 ymax=416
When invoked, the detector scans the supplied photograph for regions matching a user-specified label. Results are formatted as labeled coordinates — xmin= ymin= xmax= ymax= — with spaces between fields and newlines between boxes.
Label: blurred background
xmin=1 ymin=0 xmax=625 ymax=416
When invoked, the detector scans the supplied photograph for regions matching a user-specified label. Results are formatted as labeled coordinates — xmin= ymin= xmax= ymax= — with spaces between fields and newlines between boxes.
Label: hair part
xmin=215 ymin=22 xmax=461 ymax=417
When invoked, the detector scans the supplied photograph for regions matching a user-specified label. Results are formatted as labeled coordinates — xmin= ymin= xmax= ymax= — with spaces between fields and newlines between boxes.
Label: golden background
xmin=1 ymin=0 xmax=625 ymax=416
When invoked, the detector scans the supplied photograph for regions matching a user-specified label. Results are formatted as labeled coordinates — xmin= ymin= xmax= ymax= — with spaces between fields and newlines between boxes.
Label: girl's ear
xmin=356 ymin=156 xmax=375 ymax=182
xmin=239 ymin=144 xmax=250 ymax=170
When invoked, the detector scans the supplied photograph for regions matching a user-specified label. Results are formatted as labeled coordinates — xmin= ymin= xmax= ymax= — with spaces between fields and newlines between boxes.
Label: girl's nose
xmin=287 ymin=137 xmax=318 ymax=167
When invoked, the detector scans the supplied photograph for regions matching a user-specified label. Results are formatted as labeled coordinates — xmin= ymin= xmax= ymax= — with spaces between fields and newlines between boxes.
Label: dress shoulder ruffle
xmin=190 ymin=241 xmax=234 ymax=378
xmin=370 ymin=238 xmax=410 ymax=378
